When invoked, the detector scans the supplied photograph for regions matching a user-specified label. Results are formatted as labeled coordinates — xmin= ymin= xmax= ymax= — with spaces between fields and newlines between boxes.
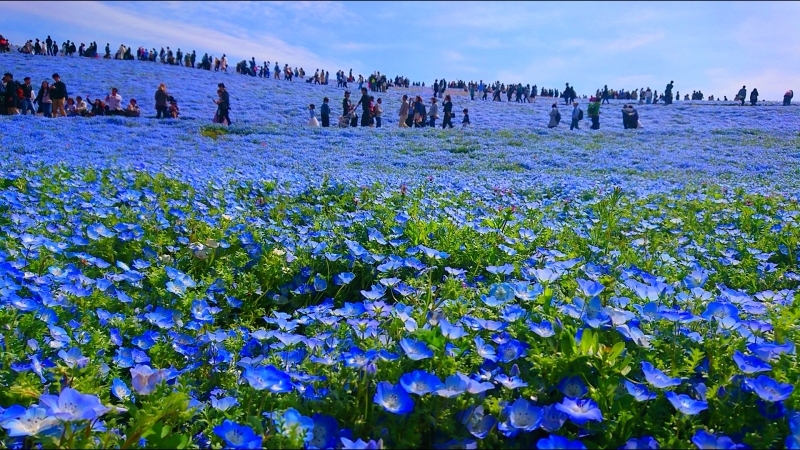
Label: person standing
xmin=356 ymin=87 xmax=370 ymax=127
xmin=428 ymin=97 xmax=438 ymax=128
xmin=214 ymin=83 xmax=231 ymax=126
xmin=320 ymin=97 xmax=330 ymax=127
xmin=588 ymin=96 xmax=600 ymax=129
xmin=737 ymin=86 xmax=747 ymax=106
xmin=35 ymin=80 xmax=52 ymax=117
xmin=665 ymin=80 xmax=674 ymax=105
xmin=570 ymin=101 xmax=581 ymax=130
xmin=469 ymin=83 xmax=475 ymax=100
xmin=784 ymin=90 xmax=794 ymax=106
xmin=46 ymin=35 xmax=53 ymax=55
xmin=602 ymin=85 xmax=610 ymax=104
xmin=749 ymin=88 xmax=759 ymax=106
xmin=441 ymin=95 xmax=453 ymax=129
xmin=374 ymin=98 xmax=383 ymax=128
xmin=548 ymin=103 xmax=560 ymax=128
xmin=155 ymin=83 xmax=169 ymax=119
xmin=342 ymin=91 xmax=352 ymax=120
xmin=398 ymin=94 xmax=409 ymax=128
xmin=2 ymin=73 xmax=19 ymax=115
xmin=50 ymin=73 xmax=67 ymax=117
xmin=19 ymin=77 xmax=35 ymax=115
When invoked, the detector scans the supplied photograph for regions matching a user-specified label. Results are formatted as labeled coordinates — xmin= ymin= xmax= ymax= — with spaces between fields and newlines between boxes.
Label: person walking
xmin=749 ymin=88 xmax=759 ymax=106
xmin=428 ymin=97 xmax=438 ymax=128
xmin=548 ymin=103 xmax=560 ymax=128
xmin=214 ymin=83 xmax=231 ymax=126
xmin=570 ymin=101 xmax=582 ymax=130
xmin=398 ymin=94 xmax=409 ymax=128
xmin=737 ymin=86 xmax=747 ymax=106
xmin=155 ymin=83 xmax=169 ymax=119
xmin=320 ymin=97 xmax=330 ymax=127
xmin=441 ymin=95 xmax=454 ymax=129
xmin=50 ymin=73 xmax=67 ymax=117
xmin=19 ymin=77 xmax=35 ymax=115
xmin=588 ymin=96 xmax=600 ymax=129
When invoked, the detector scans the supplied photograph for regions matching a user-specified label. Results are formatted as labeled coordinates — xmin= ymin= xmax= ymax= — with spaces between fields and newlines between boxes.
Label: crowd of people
xmin=1 ymin=32 xmax=796 ymax=130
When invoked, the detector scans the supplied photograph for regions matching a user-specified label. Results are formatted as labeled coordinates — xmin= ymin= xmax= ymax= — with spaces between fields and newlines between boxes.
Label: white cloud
xmin=6 ymin=1 xmax=351 ymax=72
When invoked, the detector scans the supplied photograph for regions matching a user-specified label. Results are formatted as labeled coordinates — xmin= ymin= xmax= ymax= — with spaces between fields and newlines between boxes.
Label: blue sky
xmin=4 ymin=1 xmax=798 ymax=100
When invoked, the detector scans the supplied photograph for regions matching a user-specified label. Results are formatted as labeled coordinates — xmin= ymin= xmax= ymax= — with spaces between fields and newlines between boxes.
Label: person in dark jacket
xmin=214 ymin=83 xmax=231 ymax=126
xmin=2 ymin=72 xmax=19 ymax=115
xmin=50 ymin=73 xmax=67 ymax=117
xmin=19 ymin=77 xmax=35 ymax=115
xmin=356 ymin=88 xmax=371 ymax=127
xmin=665 ymin=81 xmax=674 ymax=105
xmin=749 ymin=88 xmax=759 ymax=106
xmin=622 ymin=104 xmax=639 ymax=129
xmin=155 ymin=83 xmax=169 ymax=119
xmin=441 ymin=95 xmax=454 ymax=129
xmin=602 ymin=85 xmax=609 ymax=104
xmin=320 ymin=97 xmax=330 ymax=127
xmin=784 ymin=90 xmax=794 ymax=106
xmin=737 ymin=86 xmax=747 ymax=106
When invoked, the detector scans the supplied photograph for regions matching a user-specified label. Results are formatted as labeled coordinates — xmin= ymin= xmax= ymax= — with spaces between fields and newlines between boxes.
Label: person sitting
xmin=125 ymin=98 xmax=140 ymax=117
xmin=104 ymin=88 xmax=123 ymax=115
xmin=74 ymin=96 xmax=88 ymax=116
xmin=168 ymin=96 xmax=179 ymax=118
xmin=65 ymin=97 xmax=78 ymax=116
xmin=85 ymin=97 xmax=106 ymax=116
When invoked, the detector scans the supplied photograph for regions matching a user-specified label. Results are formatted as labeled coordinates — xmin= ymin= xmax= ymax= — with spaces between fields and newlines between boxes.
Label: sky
xmin=3 ymin=1 xmax=798 ymax=100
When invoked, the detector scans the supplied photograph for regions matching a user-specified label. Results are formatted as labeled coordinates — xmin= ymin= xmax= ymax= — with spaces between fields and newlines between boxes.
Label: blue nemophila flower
xmin=624 ymin=380 xmax=657 ymax=402
xmin=400 ymin=370 xmax=444 ymax=396
xmin=275 ymin=408 xmax=314 ymax=443
xmin=539 ymin=404 xmax=568 ymax=432
xmin=577 ymin=278 xmax=605 ymax=298
xmin=533 ymin=268 xmax=563 ymax=284
xmin=665 ymin=392 xmax=708 ymax=415
xmin=242 ymin=365 xmax=293 ymax=393
xmin=537 ymin=434 xmax=586 ymax=449
xmin=58 ymin=347 xmax=89 ymax=369
xmin=747 ymin=341 xmax=795 ymax=362
xmin=373 ymin=381 xmax=414 ymax=414
xmin=130 ymin=364 xmax=164 ymax=395
xmin=399 ymin=338 xmax=434 ymax=361
xmin=213 ymin=420 xmax=262 ymax=449
xmin=558 ymin=375 xmax=588 ymax=398
xmin=435 ymin=374 xmax=469 ymax=398
xmin=642 ymin=361 xmax=681 ymax=388
xmin=744 ymin=375 xmax=794 ymax=402
xmin=474 ymin=336 xmax=497 ymax=362
xmin=555 ymin=397 xmax=603 ymax=425
xmin=486 ymin=263 xmax=514 ymax=275
xmin=528 ymin=319 xmax=555 ymax=338
xmin=334 ymin=272 xmax=356 ymax=286
xmin=211 ymin=395 xmax=239 ymax=411
xmin=111 ymin=378 xmax=131 ymax=401
xmin=340 ymin=437 xmax=383 ymax=449
xmin=1 ymin=406 xmax=60 ymax=437
xmin=496 ymin=372 xmax=528 ymax=390
xmin=732 ymin=350 xmax=771 ymax=374
xmin=621 ymin=436 xmax=660 ymax=449
xmin=786 ymin=411 xmax=800 ymax=449
xmin=691 ymin=429 xmax=746 ymax=449
xmin=497 ymin=339 xmax=527 ymax=363
xmin=39 ymin=387 xmax=110 ymax=421
xmin=507 ymin=398 xmax=544 ymax=431
xmin=308 ymin=414 xmax=338 ymax=449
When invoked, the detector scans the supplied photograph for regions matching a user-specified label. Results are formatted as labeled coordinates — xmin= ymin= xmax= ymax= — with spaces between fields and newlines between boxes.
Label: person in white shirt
xmin=220 ymin=54 xmax=228 ymax=73
xmin=74 ymin=96 xmax=88 ymax=116
xmin=105 ymin=88 xmax=122 ymax=115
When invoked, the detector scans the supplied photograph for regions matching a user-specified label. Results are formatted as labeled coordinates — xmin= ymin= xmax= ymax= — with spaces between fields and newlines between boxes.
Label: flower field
xmin=0 ymin=52 xmax=799 ymax=449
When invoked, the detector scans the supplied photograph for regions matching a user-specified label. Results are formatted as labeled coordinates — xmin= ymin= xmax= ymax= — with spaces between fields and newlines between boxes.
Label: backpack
xmin=577 ymin=109 xmax=584 ymax=120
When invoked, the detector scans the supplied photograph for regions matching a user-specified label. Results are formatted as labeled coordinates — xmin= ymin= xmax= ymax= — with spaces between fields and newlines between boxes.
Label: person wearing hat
xmin=214 ymin=83 xmax=231 ymax=126
xmin=588 ymin=96 xmax=601 ymax=130
xmin=548 ymin=103 xmax=560 ymax=128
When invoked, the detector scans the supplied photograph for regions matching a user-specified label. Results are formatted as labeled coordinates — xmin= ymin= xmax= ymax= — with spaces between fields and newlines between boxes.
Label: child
xmin=65 ymin=97 xmax=77 ymax=116
xmin=374 ymin=98 xmax=383 ymax=128
xmin=125 ymin=98 xmax=140 ymax=117
xmin=308 ymin=104 xmax=319 ymax=127
xmin=168 ymin=96 xmax=179 ymax=118
xmin=320 ymin=97 xmax=330 ymax=127
xmin=461 ymin=108 xmax=470 ymax=128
